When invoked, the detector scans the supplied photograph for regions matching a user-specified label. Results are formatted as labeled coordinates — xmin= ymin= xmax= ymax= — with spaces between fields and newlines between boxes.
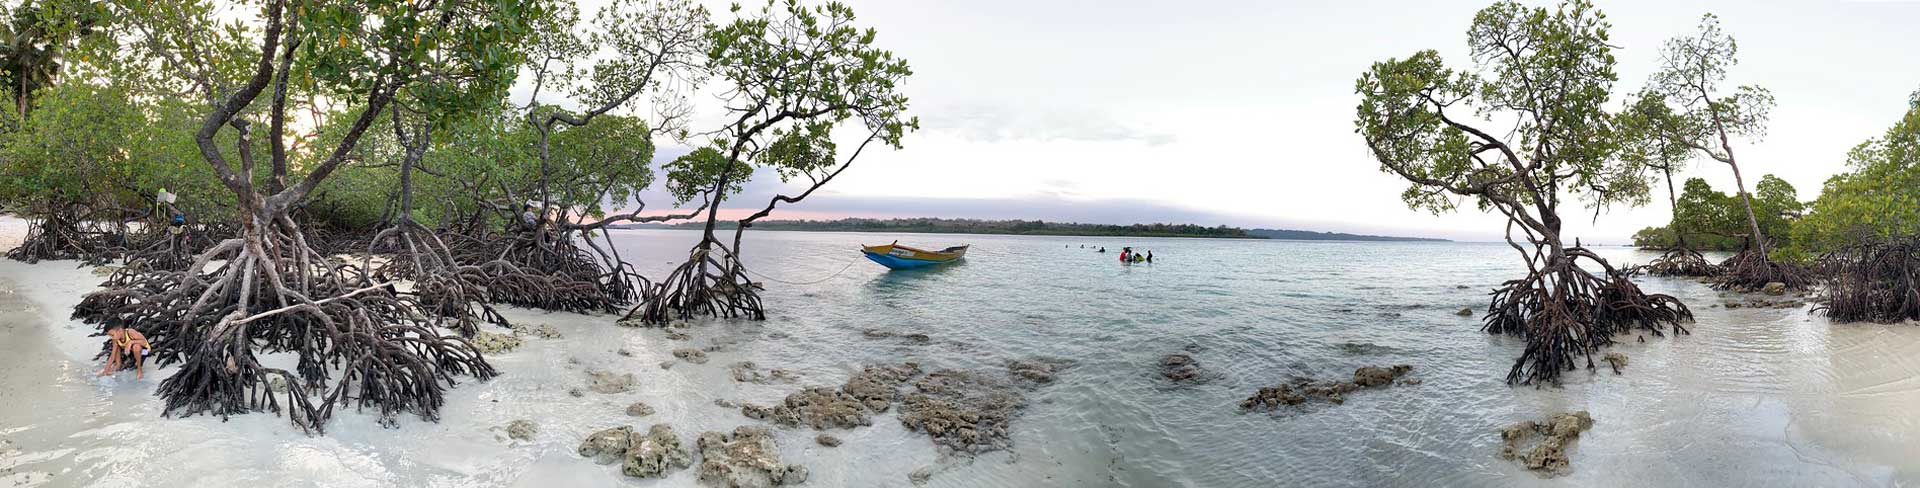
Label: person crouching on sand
xmin=99 ymin=325 xmax=153 ymax=380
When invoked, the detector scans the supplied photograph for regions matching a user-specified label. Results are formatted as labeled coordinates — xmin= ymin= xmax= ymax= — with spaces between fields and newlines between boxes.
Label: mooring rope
xmin=741 ymin=258 xmax=859 ymax=285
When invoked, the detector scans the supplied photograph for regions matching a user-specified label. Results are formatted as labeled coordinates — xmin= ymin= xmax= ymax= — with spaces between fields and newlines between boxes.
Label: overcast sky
xmin=555 ymin=0 xmax=1920 ymax=242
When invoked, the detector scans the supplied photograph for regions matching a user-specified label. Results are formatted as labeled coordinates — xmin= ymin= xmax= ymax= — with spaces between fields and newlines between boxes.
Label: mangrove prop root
xmin=5 ymin=206 xmax=129 ymax=266
xmin=444 ymin=231 xmax=639 ymax=314
xmin=1636 ymin=247 xmax=1723 ymax=278
xmin=73 ymin=218 xmax=495 ymax=433
xmin=1713 ymin=247 xmax=1814 ymax=292
xmin=1815 ymin=235 xmax=1920 ymax=323
xmin=626 ymin=242 xmax=764 ymax=326
xmin=1482 ymin=246 xmax=1693 ymax=386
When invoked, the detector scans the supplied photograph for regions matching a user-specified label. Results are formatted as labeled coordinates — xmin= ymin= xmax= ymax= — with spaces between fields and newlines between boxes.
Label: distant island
xmin=613 ymin=217 xmax=1447 ymax=242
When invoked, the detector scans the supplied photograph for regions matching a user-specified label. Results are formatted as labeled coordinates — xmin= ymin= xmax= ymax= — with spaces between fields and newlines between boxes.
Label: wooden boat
xmin=861 ymin=241 xmax=967 ymax=269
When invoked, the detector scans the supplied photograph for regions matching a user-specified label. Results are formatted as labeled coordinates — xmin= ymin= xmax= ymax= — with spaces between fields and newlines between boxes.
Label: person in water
xmin=1120 ymin=247 xmax=1131 ymax=262
xmin=1146 ymin=251 xmax=1154 ymax=263
xmin=99 ymin=324 xmax=153 ymax=379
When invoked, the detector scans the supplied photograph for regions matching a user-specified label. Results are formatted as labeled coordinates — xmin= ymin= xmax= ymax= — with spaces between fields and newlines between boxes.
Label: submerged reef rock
xmin=578 ymin=426 xmax=634 ymax=465
xmin=899 ymin=369 xmax=1027 ymax=454
xmin=730 ymin=361 xmax=797 ymax=384
xmin=1240 ymin=365 xmax=1414 ymax=411
xmin=741 ymin=386 xmax=870 ymax=430
xmin=587 ymin=370 xmax=637 ymax=394
xmin=511 ymin=322 xmax=563 ymax=339
xmin=842 ymin=362 xmax=923 ymax=412
xmin=1159 ymin=353 xmax=1209 ymax=383
xmin=624 ymin=424 xmax=693 ymax=479
xmin=1006 ymin=358 xmax=1074 ymax=384
xmin=815 ymin=434 xmax=842 ymax=447
xmin=1499 ymin=411 xmax=1595 ymax=475
xmin=697 ymin=426 xmax=810 ymax=487
xmin=627 ymin=401 xmax=657 ymax=417
xmin=505 ymin=420 xmax=537 ymax=441
xmin=471 ymin=331 xmax=522 ymax=354
xmin=673 ymin=348 xmax=710 ymax=364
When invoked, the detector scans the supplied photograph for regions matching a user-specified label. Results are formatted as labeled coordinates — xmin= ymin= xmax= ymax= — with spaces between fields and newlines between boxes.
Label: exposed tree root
xmin=447 ymin=231 xmax=640 ymax=314
xmin=1483 ymin=246 xmax=1692 ymax=385
xmin=73 ymin=217 xmax=495 ymax=432
xmin=367 ymin=218 xmax=509 ymax=337
xmin=626 ymin=240 xmax=763 ymax=326
xmin=5 ymin=204 xmax=127 ymax=265
xmin=1815 ymin=235 xmax=1920 ymax=323
xmin=1636 ymin=247 xmax=1723 ymax=277
xmin=1713 ymin=247 xmax=1814 ymax=292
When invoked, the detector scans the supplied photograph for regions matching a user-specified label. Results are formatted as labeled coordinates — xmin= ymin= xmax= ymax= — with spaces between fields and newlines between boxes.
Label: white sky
xmin=558 ymin=0 xmax=1920 ymax=242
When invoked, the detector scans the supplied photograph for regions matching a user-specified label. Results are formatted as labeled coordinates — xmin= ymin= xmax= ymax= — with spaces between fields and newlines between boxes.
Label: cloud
xmin=919 ymin=102 xmax=1176 ymax=146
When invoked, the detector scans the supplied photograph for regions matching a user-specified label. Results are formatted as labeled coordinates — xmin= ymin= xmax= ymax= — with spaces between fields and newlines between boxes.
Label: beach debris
xmin=511 ymin=322 xmax=563 ymax=339
xmin=267 ymin=376 xmax=290 ymax=393
xmin=899 ymin=369 xmax=1027 ymax=454
xmin=1602 ymin=352 xmax=1628 ymax=374
xmin=471 ymin=331 xmax=523 ymax=354
xmin=1456 ymin=307 xmax=1475 ymax=316
xmin=696 ymin=426 xmax=810 ymax=487
xmin=1159 ymin=353 xmax=1209 ymax=383
xmin=587 ymin=370 xmax=637 ymax=394
xmin=673 ymin=348 xmax=710 ymax=364
xmin=730 ymin=361 xmax=797 ymax=384
xmin=1499 ymin=411 xmax=1595 ymax=475
xmin=626 ymin=402 xmax=656 ymax=417
xmin=815 ymin=434 xmax=842 ymax=447
xmin=624 ymin=424 xmax=693 ymax=479
xmin=506 ymin=420 xmax=538 ymax=441
xmin=578 ymin=426 xmax=634 ymax=465
xmin=1240 ymin=365 xmax=1414 ymax=411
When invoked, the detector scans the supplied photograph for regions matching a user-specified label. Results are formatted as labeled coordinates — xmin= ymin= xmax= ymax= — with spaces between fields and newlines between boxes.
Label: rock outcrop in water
xmin=1499 ymin=411 xmax=1595 ymax=475
xmin=627 ymin=402 xmax=656 ymax=417
xmin=861 ymin=328 xmax=932 ymax=345
xmin=740 ymin=362 xmax=920 ymax=429
xmin=625 ymin=424 xmax=694 ymax=479
xmin=673 ymin=348 xmax=710 ymax=364
xmin=1240 ymin=365 xmax=1414 ymax=411
xmin=471 ymin=331 xmax=522 ymax=354
xmin=576 ymin=424 xmax=695 ymax=479
xmin=505 ymin=420 xmax=537 ymax=441
xmin=899 ymin=369 xmax=1027 ymax=454
xmin=696 ymin=426 xmax=809 ymax=487
xmin=587 ymin=370 xmax=637 ymax=394
xmin=1159 ymin=353 xmax=1209 ymax=383
xmin=730 ymin=361 xmax=797 ymax=384
xmin=1006 ymin=358 xmax=1073 ymax=384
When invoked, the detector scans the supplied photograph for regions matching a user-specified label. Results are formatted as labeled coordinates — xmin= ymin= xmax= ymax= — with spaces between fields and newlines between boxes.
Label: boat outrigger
xmin=861 ymin=241 xmax=968 ymax=269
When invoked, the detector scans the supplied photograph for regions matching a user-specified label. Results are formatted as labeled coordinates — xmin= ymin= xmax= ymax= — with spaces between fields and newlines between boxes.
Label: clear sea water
xmin=3 ymin=229 xmax=1918 ymax=487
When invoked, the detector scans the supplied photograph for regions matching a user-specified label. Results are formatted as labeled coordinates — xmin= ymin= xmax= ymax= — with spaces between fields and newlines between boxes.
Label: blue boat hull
xmin=862 ymin=250 xmax=951 ymax=269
